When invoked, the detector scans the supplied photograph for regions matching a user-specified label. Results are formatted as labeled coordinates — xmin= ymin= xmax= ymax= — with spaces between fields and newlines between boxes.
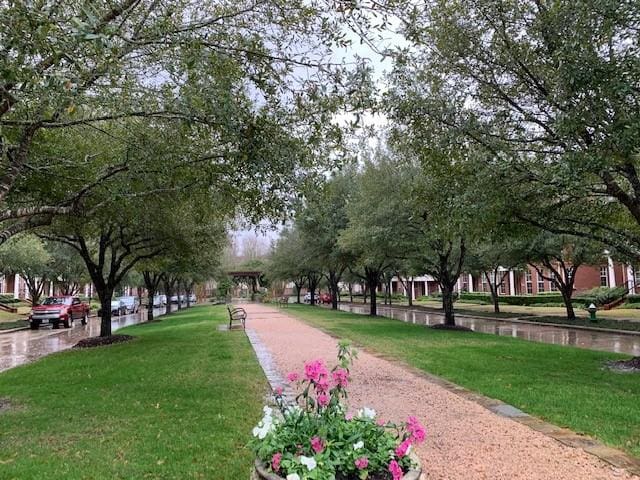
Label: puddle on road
xmin=0 ymin=308 xmax=166 ymax=373
xmin=339 ymin=304 xmax=640 ymax=356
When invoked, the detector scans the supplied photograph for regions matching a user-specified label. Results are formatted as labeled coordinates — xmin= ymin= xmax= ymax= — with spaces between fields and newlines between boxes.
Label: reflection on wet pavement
xmin=339 ymin=304 xmax=640 ymax=356
xmin=0 ymin=308 xmax=166 ymax=373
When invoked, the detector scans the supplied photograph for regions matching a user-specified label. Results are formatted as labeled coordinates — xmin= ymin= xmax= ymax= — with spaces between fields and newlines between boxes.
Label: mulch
xmin=73 ymin=334 xmax=135 ymax=349
xmin=430 ymin=323 xmax=473 ymax=332
xmin=606 ymin=356 xmax=640 ymax=373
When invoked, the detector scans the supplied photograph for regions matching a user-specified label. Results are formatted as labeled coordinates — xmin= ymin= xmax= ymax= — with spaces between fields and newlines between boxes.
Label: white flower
xmin=353 ymin=440 xmax=364 ymax=450
xmin=300 ymin=455 xmax=317 ymax=471
xmin=284 ymin=405 xmax=302 ymax=417
xmin=263 ymin=406 xmax=273 ymax=416
xmin=358 ymin=407 xmax=376 ymax=419
xmin=251 ymin=418 xmax=274 ymax=439
xmin=286 ymin=475 xmax=301 ymax=480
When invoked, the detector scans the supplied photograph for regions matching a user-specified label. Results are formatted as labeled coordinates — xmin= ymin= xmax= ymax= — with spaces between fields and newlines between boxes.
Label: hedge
xmin=458 ymin=292 xmax=566 ymax=305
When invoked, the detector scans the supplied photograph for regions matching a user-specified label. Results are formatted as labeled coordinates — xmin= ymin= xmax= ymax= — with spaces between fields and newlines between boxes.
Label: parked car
xmin=303 ymin=292 xmax=312 ymax=303
xmin=170 ymin=295 xmax=179 ymax=304
xmin=30 ymin=296 xmax=90 ymax=330
xmin=179 ymin=294 xmax=186 ymax=304
xmin=158 ymin=294 xmax=167 ymax=306
xmin=113 ymin=300 xmax=126 ymax=316
xmin=188 ymin=293 xmax=197 ymax=304
xmin=152 ymin=295 xmax=164 ymax=307
xmin=319 ymin=293 xmax=332 ymax=304
xmin=117 ymin=296 xmax=140 ymax=314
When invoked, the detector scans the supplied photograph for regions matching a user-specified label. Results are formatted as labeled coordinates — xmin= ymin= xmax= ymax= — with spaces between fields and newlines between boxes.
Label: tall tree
xmin=0 ymin=0 xmax=358 ymax=242
xmin=298 ymin=169 xmax=354 ymax=309
xmin=387 ymin=0 xmax=640 ymax=260
xmin=268 ymin=228 xmax=308 ymax=304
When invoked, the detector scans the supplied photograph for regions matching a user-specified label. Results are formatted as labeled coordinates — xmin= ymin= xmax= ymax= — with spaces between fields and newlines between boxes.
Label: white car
xmin=117 ymin=296 xmax=139 ymax=314
xmin=303 ymin=292 xmax=312 ymax=303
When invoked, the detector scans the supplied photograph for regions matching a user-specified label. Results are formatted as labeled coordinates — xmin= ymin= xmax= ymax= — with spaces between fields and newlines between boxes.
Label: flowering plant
xmin=249 ymin=341 xmax=425 ymax=480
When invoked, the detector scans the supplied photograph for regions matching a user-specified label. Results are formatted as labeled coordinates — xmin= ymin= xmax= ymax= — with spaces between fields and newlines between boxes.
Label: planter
xmin=251 ymin=453 xmax=422 ymax=480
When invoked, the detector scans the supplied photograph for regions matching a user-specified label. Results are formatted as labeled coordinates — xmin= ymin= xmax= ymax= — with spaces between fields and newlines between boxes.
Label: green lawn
xmin=287 ymin=305 xmax=640 ymax=459
xmin=0 ymin=305 xmax=267 ymax=479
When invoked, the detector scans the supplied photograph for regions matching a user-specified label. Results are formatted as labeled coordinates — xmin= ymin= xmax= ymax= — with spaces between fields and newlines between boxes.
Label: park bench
xmin=226 ymin=305 xmax=247 ymax=330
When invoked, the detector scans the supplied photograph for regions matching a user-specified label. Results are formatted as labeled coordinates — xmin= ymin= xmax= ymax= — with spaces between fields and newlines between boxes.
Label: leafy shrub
xmin=0 ymin=294 xmax=21 ymax=304
xmin=458 ymin=292 xmax=566 ymax=305
xmin=624 ymin=294 xmax=640 ymax=304
xmin=575 ymin=286 xmax=627 ymax=307
xmin=249 ymin=342 xmax=424 ymax=480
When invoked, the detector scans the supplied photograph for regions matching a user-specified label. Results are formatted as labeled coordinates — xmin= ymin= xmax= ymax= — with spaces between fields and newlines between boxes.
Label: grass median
xmin=0 ymin=305 xmax=266 ymax=479
xmin=286 ymin=305 xmax=640 ymax=459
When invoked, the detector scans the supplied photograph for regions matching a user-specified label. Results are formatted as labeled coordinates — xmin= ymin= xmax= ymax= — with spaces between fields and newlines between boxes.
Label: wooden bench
xmin=226 ymin=305 xmax=247 ymax=330
xmin=277 ymin=296 xmax=288 ymax=308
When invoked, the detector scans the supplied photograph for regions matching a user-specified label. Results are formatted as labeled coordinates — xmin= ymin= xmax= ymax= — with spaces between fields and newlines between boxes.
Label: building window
xmin=600 ymin=266 xmax=609 ymax=287
xmin=500 ymin=280 xmax=506 ymax=294
xmin=549 ymin=272 xmax=558 ymax=291
xmin=525 ymin=271 xmax=533 ymax=294
xmin=481 ymin=275 xmax=488 ymax=292
xmin=537 ymin=271 xmax=545 ymax=292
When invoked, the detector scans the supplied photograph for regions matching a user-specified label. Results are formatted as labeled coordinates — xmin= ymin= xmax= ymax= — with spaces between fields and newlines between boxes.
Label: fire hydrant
xmin=587 ymin=303 xmax=597 ymax=321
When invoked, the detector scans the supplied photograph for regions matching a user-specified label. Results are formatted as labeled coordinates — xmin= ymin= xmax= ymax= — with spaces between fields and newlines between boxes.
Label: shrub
xmin=626 ymin=294 xmax=640 ymax=305
xmin=458 ymin=292 xmax=566 ymax=305
xmin=249 ymin=342 xmax=424 ymax=480
xmin=575 ymin=286 xmax=627 ymax=307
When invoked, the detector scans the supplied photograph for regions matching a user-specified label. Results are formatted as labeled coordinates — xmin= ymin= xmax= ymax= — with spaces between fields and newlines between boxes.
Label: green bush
xmin=0 ymin=294 xmax=21 ymax=304
xmin=458 ymin=292 xmax=566 ymax=306
xmin=575 ymin=286 xmax=627 ymax=307
xmin=625 ymin=294 xmax=640 ymax=304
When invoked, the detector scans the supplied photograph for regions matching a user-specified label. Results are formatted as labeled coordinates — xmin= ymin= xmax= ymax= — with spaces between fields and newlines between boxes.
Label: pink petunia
xmin=407 ymin=416 xmax=426 ymax=444
xmin=274 ymin=386 xmax=283 ymax=396
xmin=310 ymin=436 xmax=325 ymax=454
xmin=376 ymin=418 xmax=386 ymax=426
xmin=355 ymin=457 xmax=369 ymax=470
xmin=287 ymin=372 xmax=300 ymax=382
xmin=304 ymin=359 xmax=328 ymax=382
xmin=271 ymin=452 xmax=282 ymax=472
xmin=395 ymin=438 xmax=412 ymax=457
xmin=345 ymin=412 xmax=354 ymax=420
xmin=317 ymin=392 xmax=330 ymax=407
xmin=332 ymin=368 xmax=349 ymax=388
xmin=389 ymin=460 xmax=403 ymax=480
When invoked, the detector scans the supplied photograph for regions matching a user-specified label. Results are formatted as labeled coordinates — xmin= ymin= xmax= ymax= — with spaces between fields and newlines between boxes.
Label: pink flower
xmin=345 ymin=412 xmax=354 ymax=420
xmin=332 ymin=368 xmax=349 ymax=388
xmin=389 ymin=460 xmax=403 ymax=480
xmin=304 ymin=359 xmax=328 ymax=382
xmin=407 ymin=416 xmax=426 ymax=444
xmin=316 ymin=374 xmax=330 ymax=392
xmin=376 ymin=418 xmax=386 ymax=426
xmin=317 ymin=392 xmax=330 ymax=407
xmin=287 ymin=372 xmax=299 ymax=382
xmin=355 ymin=457 xmax=369 ymax=470
xmin=271 ymin=452 xmax=282 ymax=472
xmin=395 ymin=438 xmax=412 ymax=457
xmin=310 ymin=436 xmax=325 ymax=453
xmin=274 ymin=386 xmax=283 ymax=396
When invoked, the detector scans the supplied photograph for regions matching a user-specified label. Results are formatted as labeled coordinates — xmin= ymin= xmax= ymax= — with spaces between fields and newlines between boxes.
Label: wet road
xmin=339 ymin=304 xmax=640 ymax=356
xmin=0 ymin=308 xmax=166 ymax=373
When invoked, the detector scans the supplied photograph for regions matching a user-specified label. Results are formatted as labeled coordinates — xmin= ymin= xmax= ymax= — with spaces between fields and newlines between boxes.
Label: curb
xmin=285 ymin=308 xmax=640 ymax=477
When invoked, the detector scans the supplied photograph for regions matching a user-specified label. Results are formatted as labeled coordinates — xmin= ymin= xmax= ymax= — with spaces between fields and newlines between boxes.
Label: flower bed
xmin=249 ymin=341 xmax=424 ymax=480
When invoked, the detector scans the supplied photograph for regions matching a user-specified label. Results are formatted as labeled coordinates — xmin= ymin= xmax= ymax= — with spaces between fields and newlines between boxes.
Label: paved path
xmin=243 ymin=303 xmax=638 ymax=480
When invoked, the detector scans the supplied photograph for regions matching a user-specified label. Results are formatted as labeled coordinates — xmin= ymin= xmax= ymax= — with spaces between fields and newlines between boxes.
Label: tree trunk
xmin=484 ymin=272 xmax=500 ymax=314
xmin=408 ymin=278 xmax=413 ymax=307
xmin=366 ymin=271 xmax=378 ymax=316
xmin=164 ymin=280 xmax=174 ymax=315
xmin=348 ymin=283 xmax=353 ymax=303
xmin=295 ymin=282 xmax=302 ymax=304
xmin=146 ymin=286 xmax=155 ymax=322
xmin=186 ymin=283 xmax=193 ymax=308
xmin=97 ymin=288 xmax=114 ymax=337
xmin=560 ymin=287 xmax=576 ymax=320
xmin=441 ymin=284 xmax=456 ymax=326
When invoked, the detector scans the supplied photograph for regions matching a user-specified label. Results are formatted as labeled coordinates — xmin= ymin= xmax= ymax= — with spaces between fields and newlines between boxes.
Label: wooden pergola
xmin=227 ymin=270 xmax=263 ymax=300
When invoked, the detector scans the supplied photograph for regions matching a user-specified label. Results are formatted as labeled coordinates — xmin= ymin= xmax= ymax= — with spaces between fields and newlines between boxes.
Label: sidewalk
xmin=242 ymin=303 xmax=639 ymax=480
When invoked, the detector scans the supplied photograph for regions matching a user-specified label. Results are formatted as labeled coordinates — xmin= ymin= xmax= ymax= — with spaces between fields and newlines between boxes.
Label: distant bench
xmin=226 ymin=305 xmax=247 ymax=330
xmin=277 ymin=296 xmax=288 ymax=308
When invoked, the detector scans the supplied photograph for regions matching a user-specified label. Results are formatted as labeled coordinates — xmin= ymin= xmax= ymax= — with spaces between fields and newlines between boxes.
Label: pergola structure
xmin=227 ymin=270 xmax=263 ymax=300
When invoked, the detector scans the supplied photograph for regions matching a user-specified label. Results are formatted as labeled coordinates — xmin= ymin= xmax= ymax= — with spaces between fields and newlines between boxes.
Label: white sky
xmin=234 ymin=11 xmax=405 ymax=247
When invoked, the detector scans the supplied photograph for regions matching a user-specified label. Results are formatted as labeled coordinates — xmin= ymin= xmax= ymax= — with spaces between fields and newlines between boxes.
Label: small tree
xmin=0 ymin=235 xmax=52 ymax=305
xmin=520 ymin=233 xmax=605 ymax=320
xmin=268 ymin=228 xmax=308 ymax=304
